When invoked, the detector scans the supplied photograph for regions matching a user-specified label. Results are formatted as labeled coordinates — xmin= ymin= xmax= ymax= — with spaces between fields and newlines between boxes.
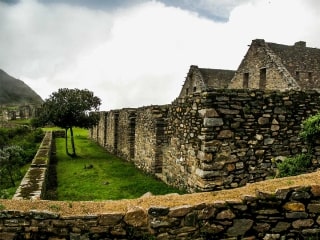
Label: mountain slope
xmin=0 ymin=69 xmax=43 ymax=105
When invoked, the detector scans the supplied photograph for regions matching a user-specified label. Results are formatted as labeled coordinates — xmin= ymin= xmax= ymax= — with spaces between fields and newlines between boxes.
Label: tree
xmin=0 ymin=146 xmax=24 ymax=187
xmin=37 ymin=88 xmax=101 ymax=157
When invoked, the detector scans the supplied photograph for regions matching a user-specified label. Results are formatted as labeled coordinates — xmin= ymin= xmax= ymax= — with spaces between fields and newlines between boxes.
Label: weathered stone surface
xmin=283 ymin=202 xmax=305 ymax=212
xmin=285 ymin=212 xmax=308 ymax=219
xmin=200 ymin=222 xmax=224 ymax=234
xmin=258 ymin=117 xmax=269 ymax=125
xmin=307 ymin=203 xmax=320 ymax=213
xmin=124 ymin=207 xmax=147 ymax=227
xmin=218 ymin=130 xmax=234 ymax=139
xmin=216 ymin=209 xmax=235 ymax=220
xmin=198 ymin=108 xmax=219 ymax=117
xmin=311 ymin=185 xmax=320 ymax=196
xmin=99 ymin=213 xmax=123 ymax=226
xmin=204 ymin=118 xmax=223 ymax=127
xmin=272 ymin=222 xmax=290 ymax=233
xmin=169 ymin=205 xmax=193 ymax=217
xmin=227 ymin=219 xmax=253 ymax=237
xmin=292 ymin=219 xmax=314 ymax=229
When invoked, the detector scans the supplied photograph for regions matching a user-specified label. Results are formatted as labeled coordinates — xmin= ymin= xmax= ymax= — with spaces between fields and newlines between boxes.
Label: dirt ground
xmin=1 ymin=170 xmax=320 ymax=216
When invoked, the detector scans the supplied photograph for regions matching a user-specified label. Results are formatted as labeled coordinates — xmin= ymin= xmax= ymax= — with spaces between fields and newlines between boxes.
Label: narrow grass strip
xmin=55 ymin=128 xmax=184 ymax=201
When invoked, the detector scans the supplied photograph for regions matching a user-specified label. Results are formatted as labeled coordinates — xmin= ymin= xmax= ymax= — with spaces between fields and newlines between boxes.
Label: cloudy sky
xmin=0 ymin=0 xmax=320 ymax=110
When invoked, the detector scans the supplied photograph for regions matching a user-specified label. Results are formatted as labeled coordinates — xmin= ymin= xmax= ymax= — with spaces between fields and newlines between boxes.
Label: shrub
xmin=300 ymin=112 xmax=320 ymax=146
xmin=277 ymin=154 xmax=312 ymax=177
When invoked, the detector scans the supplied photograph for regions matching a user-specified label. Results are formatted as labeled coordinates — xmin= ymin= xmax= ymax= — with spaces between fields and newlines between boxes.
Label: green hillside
xmin=0 ymin=69 xmax=43 ymax=105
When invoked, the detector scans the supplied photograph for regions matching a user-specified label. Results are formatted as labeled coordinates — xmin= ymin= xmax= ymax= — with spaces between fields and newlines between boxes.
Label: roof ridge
xmin=265 ymin=42 xmax=301 ymax=90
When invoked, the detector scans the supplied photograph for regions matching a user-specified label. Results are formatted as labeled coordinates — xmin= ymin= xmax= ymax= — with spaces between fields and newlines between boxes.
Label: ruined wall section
xmin=90 ymin=89 xmax=320 ymax=192
xmin=161 ymin=93 xmax=203 ymax=190
xmin=105 ymin=110 xmax=119 ymax=154
xmin=117 ymin=109 xmax=136 ymax=161
xmin=97 ymin=111 xmax=107 ymax=147
xmin=160 ymin=89 xmax=320 ymax=192
xmin=134 ymin=106 xmax=169 ymax=173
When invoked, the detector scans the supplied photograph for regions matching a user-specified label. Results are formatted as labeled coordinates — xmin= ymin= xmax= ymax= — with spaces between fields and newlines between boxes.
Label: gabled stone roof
xmin=198 ymin=68 xmax=235 ymax=89
xmin=265 ymin=40 xmax=320 ymax=89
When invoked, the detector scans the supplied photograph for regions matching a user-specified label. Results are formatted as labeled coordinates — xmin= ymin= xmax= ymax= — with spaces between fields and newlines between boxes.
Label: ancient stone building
xmin=229 ymin=39 xmax=320 ymax=90
xmin=90 ymin=39 xmax=320 ymax=193
xmin=178 ymin=65 xmax=235 ymax=98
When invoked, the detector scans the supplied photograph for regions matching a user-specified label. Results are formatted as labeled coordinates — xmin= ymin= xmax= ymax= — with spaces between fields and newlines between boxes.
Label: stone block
xmin=169 ymin=205 xmax=193 ymax=217
xmin=124 ymin=207 xmax=147 ymax=227
xmin=203 ymin=117 xmax=223 ymax=127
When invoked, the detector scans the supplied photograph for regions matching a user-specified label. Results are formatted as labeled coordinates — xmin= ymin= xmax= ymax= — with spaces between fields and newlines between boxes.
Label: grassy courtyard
xmin=54 ymin=128 xmax=184 ymax=201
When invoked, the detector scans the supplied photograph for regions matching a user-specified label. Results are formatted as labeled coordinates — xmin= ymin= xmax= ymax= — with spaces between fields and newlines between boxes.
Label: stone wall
xmin=2 ymin=185 xmax=320 ymax=239
xmin=134 ymin=106 xmax=169 ymax=173
xmin=13 ymin=130 xmax=64 ymax=200
xmin=13 ymin=131 xmax=53 ymax=200
xmin=117 ymin=109 xmax=136 ymax=161
xmin=90 ymin=89 xmax=320 ymax=192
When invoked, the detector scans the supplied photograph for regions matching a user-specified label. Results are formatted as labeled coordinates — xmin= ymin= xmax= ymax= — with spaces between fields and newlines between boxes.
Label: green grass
xmin=55 ymin=128 xmax=185 ymax=201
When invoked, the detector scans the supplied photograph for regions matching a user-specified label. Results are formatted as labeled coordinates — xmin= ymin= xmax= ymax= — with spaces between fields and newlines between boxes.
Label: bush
xmin=277 ymin=154 xmax=312 ymax=177
xmin=300 ymin=112 xmax=320 ymax=146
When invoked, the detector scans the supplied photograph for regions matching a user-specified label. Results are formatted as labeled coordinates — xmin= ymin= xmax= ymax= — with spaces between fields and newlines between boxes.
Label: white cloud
xmin=1 ymin=0 xmax=320 ymax=110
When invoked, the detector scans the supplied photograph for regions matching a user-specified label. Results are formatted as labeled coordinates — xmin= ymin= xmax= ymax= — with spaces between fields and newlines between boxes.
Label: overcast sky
xmin=1 ymin=0 xmax=320 ymax=110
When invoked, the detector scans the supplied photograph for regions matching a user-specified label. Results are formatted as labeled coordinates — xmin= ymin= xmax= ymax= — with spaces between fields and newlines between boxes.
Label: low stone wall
xmin=12 ymin=131 xmax=64 ymax=200
xmin=2 ymin=185 xmax=320 ymax=239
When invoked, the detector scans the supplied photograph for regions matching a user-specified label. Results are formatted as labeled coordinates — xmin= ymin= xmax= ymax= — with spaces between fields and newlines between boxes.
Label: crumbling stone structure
xmin=91 ymin=39 xmax=320 ymax=192
xmin=90 ymin=89 xmax=320 ymax=192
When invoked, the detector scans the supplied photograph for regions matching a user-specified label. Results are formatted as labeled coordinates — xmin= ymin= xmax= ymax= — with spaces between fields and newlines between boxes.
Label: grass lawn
xmin=54 ymin=128 xmax=185 ymax=201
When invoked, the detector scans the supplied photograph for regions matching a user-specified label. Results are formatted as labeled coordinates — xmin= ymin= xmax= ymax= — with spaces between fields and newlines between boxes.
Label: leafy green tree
xmin=0 ymin=146 xmax=24 ymax=187
xmin=36 ymin=88 xmax=101 ymax=157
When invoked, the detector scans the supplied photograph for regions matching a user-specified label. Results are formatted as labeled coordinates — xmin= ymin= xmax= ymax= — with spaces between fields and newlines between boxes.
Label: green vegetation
xmin=300 ymin=112 xmax=320 ymax=147
xmin=276 ymin=112 xmax=320 ymax=177
xmin=55 ymin=128 xmax=184 ymax=201
xmin=0 ymin=126 xmax=44 ymax=198
xmin=34 ymin=88 xmax=101 ymax=157
xmin=277 ymin=153 xmax=312 ymax=177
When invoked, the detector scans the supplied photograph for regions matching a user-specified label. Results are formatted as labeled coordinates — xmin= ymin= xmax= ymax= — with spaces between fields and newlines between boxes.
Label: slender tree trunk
xmin=65 ymin=128 xmax=69 ymax=156
xmin=70 ymin=126 xmax=76 ymax=157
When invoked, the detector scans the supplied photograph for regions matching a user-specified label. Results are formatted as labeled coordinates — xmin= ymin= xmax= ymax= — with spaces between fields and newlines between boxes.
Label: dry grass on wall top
xmin=1 ymin=170 xmax=320 ymax=216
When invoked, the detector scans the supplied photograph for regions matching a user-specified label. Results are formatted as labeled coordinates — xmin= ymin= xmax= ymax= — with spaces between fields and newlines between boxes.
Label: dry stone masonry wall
xmin=2 ymin=185 xmax=320 ymax=239
xmin=90 ymin=89 xmax=320 ymax=192
xmin=13 ymin=130 xmax=64 ymax=200
xmin=13 ymin=131 xmax=53 ymax=200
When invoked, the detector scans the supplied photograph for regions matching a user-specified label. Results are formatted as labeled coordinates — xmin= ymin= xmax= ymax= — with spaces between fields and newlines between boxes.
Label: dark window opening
xmin=259 ymin=68 xmax=267 ymax=89
xmin=186 ymin=88 xmax=189 ymax=95
xmin=308 ymin=72 xmax=313 ymax=81
xmin=243 ymin=72 xmax=249 ymax=88
xmin=193 ymin=86 xmax=197 ymax=92
xmin=296 ymin=71 xmax=300 ymax=80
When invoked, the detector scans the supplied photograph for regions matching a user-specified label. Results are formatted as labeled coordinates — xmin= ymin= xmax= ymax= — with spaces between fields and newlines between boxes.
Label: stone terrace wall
xmin=2 ymin=185 xmax=320 ymax=239
xmin=90 ymin=89 xmax=320 ymax=192
xmin=13 ymin=130 xmax=65 ymax=200
xmin=13 ymin=131 xmax=53 ymax=200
